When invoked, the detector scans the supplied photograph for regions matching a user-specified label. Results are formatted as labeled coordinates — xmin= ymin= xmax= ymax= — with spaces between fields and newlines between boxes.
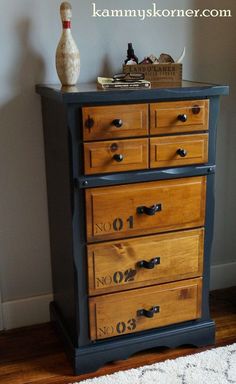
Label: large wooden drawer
xmin=87 ymin=229 xmax=204 ymax=295
xmin=150 ymin=100 xmax=209 ymax=135
xmin=84 ymin=138 xmax=148 ymax=175
xmin=89 ymin=278 xmax=202 ymax=340
xmin=150 ymin=134 xmax=208 ymax=168
xmin=82 ymin=104 xmax=148 ymax=141
xmin=85 ymin=177 xmax=206 ymax=242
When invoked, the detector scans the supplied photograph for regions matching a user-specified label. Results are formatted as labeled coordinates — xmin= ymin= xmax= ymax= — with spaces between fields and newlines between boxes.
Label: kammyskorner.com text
xmin=91 ymin=3 xmax=232 ymax=21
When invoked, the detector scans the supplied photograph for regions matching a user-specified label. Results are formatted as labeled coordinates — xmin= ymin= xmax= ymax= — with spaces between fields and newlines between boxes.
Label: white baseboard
xmin=1 ymin=262 xmax=236 ymax=330
xmin=2 ymin=293 xmax=53 ymax=330
xmin=0 ymin=303 xmax=3 ymax=331
xmin=210 ymin=261 xmax=236 ymax=291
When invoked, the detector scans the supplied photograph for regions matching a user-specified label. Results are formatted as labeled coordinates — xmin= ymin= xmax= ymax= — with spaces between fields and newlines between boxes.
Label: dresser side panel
xmin=41 ymin=97 xmax=77 ymax=342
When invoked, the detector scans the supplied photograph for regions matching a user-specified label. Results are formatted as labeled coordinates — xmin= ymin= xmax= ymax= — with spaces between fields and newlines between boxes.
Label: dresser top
xmin=36 ymin=80 xmax=229 ymax=104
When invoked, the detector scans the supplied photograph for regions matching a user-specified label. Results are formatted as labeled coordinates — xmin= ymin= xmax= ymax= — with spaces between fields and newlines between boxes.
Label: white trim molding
xmin=2 ymin=293 xmax=53 ymax=330
xmin=0 ymin=291 xmax=3 ymax=331
xmin=210 ymin=261 xmax=236 ymax=291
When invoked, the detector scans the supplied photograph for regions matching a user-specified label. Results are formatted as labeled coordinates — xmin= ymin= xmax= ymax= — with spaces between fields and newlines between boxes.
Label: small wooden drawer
xmin=82 ymin=104 xmax=148 ymax=141
xmin=150 ymin=100 xmax=209 ymax=135
xmin=85 ymin=176 xmax=206 ymax=242
xmin=150 ymin=134 xmax=208 ymax=168
xmin=84 ymin=139 xmax=148 ymax=175
xmin=89 ymin=278 xmax=202 ymax=340
xmin=87 ymin=229 xmax=204 ymax=295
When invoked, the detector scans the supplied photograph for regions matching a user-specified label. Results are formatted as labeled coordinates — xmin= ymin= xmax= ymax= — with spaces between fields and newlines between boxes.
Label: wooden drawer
xmin=150 ymin=134 xmax=208 ymax=168
xmin=82 ymin=104 xmax=148 ymax=141
xmin=85 ymin=176 xmax=206 ymax=242
xmin=89 ymin=278 xmax=202 ymax=340
xmin=84 ymin=139 xmax=148 ymax=175
xmin=150 ymin=100 xmax=209 ymax=135
xmin=87 ymin=229 xmax=204 ymax=295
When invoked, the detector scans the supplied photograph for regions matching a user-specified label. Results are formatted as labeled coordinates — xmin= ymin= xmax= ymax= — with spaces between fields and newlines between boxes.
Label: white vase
xmin=56 ymin=2 xmax=80 ymax=86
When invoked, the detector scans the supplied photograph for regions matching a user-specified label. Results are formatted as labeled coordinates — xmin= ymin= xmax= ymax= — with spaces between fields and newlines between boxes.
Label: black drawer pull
xmin=178 ymin=114 xmax=187 ymax=122
xmin=137 ymin=204 xmax=162 ymax=216
xmin=86 ymin=117 xmax=94 ymax=129
xmin=177 ymin=148 xmax=188 ymax=158
xmin=137 ymin=257 xmax=160 ymax=269
xmin=112 ymin=119 xmax=123 ymax=128
xmin=113 ymin=154 xmax=124 ymax=162
xmin=137 ymin=306 xmax=160 ymax=318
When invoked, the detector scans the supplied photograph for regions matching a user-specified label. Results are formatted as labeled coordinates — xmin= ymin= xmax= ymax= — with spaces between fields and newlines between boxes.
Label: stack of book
xmin=97 ymin=77 xmax=151 ymax=90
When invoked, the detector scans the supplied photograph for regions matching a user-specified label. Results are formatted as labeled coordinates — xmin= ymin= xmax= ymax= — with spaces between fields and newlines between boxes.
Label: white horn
xmin=176 ymin=47 xmax=186 ymax=63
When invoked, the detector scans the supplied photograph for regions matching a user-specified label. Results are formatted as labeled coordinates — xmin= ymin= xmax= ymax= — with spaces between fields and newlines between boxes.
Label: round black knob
xmin=178 ymin=114 xmax=188 ymax=122
xmin=86 ymin=117 xmax=94 ymax=129
xmin=113 ymin=154 xmax=124 ymax=162
xmin=112 ymin=119 xmax=123 ymax=128
xmin=177 ymin=148 xmax=188 ymax=158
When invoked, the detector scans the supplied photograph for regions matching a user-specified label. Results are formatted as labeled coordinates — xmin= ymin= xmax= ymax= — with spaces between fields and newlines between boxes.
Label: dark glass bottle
xmin=125 ymin=43 xmax=139 ymax=64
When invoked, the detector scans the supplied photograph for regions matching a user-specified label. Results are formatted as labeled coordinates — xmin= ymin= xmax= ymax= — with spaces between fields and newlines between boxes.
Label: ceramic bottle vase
xmin=56 ymin=2 xmax=80 ymax=86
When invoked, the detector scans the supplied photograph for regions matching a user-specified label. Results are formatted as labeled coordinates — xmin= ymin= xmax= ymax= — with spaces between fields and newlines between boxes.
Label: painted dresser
xmin=36 ymin=81 xmax=229 ymax=374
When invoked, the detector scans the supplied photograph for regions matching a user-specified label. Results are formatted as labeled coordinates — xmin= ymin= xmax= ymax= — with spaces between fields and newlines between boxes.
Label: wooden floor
xmin=0 ymin=287 xmax=236 ymax=384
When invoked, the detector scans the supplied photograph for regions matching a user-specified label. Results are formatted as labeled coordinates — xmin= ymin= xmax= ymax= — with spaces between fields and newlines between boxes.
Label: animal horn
xmin=176 ymin=47 xmax=186 ymax=63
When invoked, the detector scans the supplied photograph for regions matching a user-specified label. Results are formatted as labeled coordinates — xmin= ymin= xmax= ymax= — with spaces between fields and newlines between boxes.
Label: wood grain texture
xmin=87 ymin=228 xmax=204 ymax=295
xmin=84 ymin=138 xmax=148 ymax=175
xmin=150 ymin=100 xmax=209 ymax=135
xmin=89 ymin=278 xmax=202 ymax=340
xmin=0 ymin=287 xmax=235 ymax=384
xmin=85 ymin=176 xmax=206 ymax=242
xmin=150 ymin=134 xmax=208 ymax=168
xmin=82 ymin=104 xmax=148 ymax=141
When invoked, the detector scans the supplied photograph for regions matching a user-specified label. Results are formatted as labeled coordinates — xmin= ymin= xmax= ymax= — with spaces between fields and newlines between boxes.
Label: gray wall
xmin=0 ymin=0 xmax=235 ymax=328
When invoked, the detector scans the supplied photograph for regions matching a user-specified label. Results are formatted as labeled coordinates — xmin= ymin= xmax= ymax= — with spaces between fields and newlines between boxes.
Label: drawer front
xmin=150 ymin=134 xmax=208 ymax=168
xmin=83 ymin=104 xmax=148 ymax=141
xmin=150 ymin=100 xmax=209 ymax=135
xmin=84 ymin=139 xmax=148 ymax=175
xmin=87 ymin=229 xmax=204 ymax=295
xmin=85 ymin=177 xmax=206 ymax=242
xmin=89 ymin=278 xmax=202 ymax=340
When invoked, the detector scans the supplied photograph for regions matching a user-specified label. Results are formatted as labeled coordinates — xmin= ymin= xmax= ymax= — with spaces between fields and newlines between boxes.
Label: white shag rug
xmin=73 ymin=343 xmax=236 ymax=384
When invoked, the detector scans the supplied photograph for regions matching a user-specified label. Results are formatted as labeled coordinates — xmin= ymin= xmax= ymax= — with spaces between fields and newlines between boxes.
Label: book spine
xmin=100 ymin=83 xmax=150 ymax=89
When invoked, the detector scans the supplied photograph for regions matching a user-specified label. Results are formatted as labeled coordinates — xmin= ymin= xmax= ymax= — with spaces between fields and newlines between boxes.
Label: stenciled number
xmin=113 ymin=216 xmax=134 ymax=232
xmin=113 ymin=269 xmax=137 ymax=285
xmin=116 ymin=319 xmax=136 ymax=334
xmin=124 ymin=269 xmax=136 ymax=282
xmin=95 ymin=216 xmax=134 ymax=234
xmin=127 ymin=216 xmax=134 ymax=229
xmin=116 ymin=321 xmax=126 ymax=334
xmin=113 ymin=271 xmax=123 ymax=284
xmin=127 ymin=318 xmax=136 ymax=331
xmin=113 ymin=218 xmax=123 ymax=231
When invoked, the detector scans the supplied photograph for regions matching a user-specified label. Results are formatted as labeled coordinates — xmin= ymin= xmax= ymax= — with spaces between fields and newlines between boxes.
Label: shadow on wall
xmin=11 ymin=19 xmax=46 ymax=90
xmin=191 ymin=0 xmax=236 ymax=266
xmin=0 ymin=18 xmax=52 ymax=303
xmin=99 ymin=53 xmax=114 ymax=78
